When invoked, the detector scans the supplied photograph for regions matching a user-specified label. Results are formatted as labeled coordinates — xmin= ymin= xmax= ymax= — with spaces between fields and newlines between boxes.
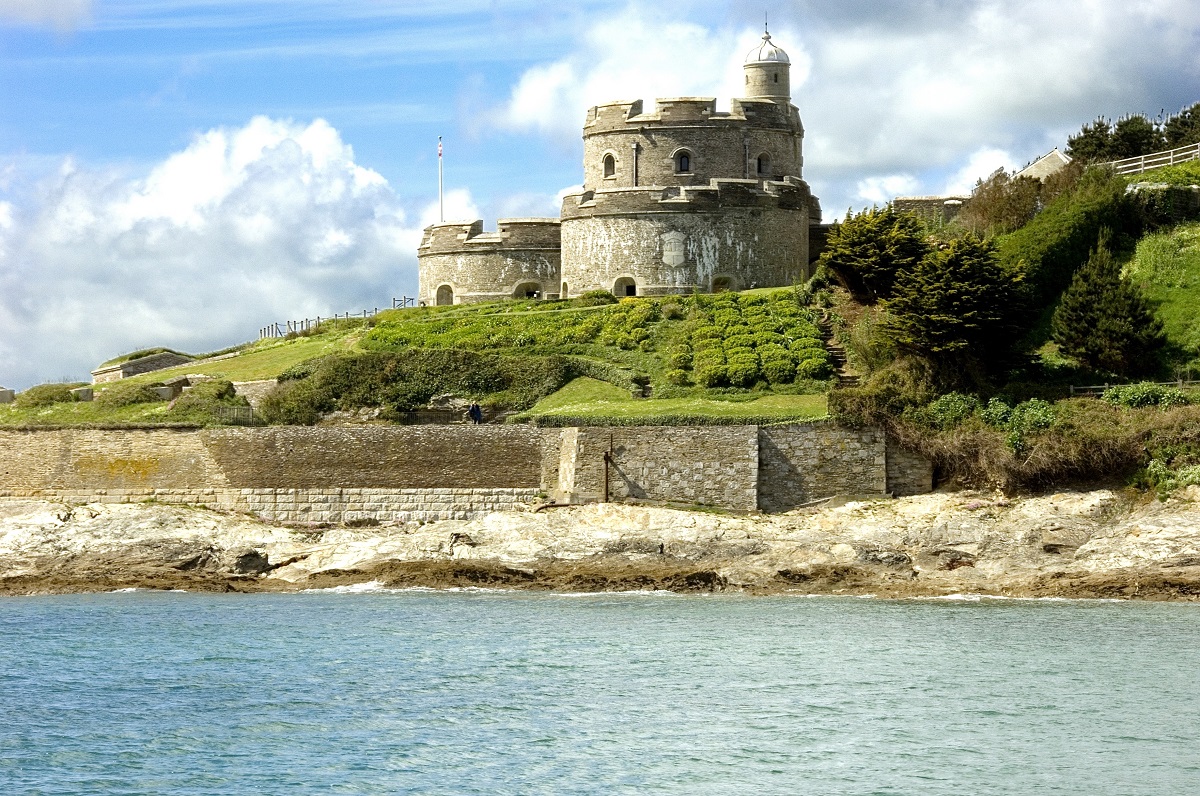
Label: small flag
xmin=438 ymin=137 xmax=443 ymax=158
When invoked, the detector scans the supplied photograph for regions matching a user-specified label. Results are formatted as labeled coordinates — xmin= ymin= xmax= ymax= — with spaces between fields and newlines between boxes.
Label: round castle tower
xmin=417 ymin=218 xmax=561 ymax=305
xmin=558 ymin=29 xmax=820 ymax=297
xmin=416 ymin=28 xmax=821 ymax=304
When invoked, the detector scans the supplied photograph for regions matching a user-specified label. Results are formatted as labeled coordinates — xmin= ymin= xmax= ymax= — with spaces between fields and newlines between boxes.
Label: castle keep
xmin=418 ymin=30 xmax=822 ymax=304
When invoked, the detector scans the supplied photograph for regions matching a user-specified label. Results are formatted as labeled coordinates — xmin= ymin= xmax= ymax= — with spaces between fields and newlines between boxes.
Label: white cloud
xmin=854 ymin=175 xmax=920 ymax=207
xmin=419 ymin=188 xmax=480 ymax=227
xmin=497 ymin=5 xmax=809 ymax=140
xmin=0 ymin=117 xmax=421 ymax=389
xmin=494 ymin=1 xmax=1200 ymax=220
xmin=0 ymin=0 xmax=90 ymax=30
xmin=941 ymin=147 xmax=1018 ymax=196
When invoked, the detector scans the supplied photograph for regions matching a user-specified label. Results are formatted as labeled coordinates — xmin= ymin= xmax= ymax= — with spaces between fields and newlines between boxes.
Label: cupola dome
xmin=745 ymin=30 xmax=790 ymax=65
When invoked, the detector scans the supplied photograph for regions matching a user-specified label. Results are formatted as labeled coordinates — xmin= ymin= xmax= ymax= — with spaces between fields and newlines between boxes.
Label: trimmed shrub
xmin=578 ymin=290 xmax=617 ymax=306
xmin=763 ymin=358 xmax=797 ymax=385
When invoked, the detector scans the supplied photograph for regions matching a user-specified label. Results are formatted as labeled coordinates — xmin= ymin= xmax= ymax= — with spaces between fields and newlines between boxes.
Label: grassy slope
xmin=1125 ymin=221 xmax=1200 ymax=359
xmin=4 ymin=291 xmax=836 ymax=426
xmin=515 ymin=377 xmax=828 ymax=425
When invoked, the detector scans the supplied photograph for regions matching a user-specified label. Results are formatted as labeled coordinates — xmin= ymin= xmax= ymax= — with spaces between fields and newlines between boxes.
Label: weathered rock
xmin=3 ymin=490 xmax=1200 ymax=598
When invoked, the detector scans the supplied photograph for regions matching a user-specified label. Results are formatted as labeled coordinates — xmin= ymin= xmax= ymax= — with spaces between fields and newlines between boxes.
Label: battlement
xmin=419 ymin=218 xmax=561 ymax=255
xmin=583 ymin=95 xmax=799 ymax=136
xmin=561 ymin=176 xmax=812 ymax=220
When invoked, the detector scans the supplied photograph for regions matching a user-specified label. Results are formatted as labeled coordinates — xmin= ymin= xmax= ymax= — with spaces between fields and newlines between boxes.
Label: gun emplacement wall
xmin=0 ymin=424 xmax=932 ymax=523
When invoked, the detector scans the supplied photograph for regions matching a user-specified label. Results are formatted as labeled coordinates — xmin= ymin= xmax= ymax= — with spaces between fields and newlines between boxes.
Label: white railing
xmin=1108 ymin=142 xmax=1200 ymax=176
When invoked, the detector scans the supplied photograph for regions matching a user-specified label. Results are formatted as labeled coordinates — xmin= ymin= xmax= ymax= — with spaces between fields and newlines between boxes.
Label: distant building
xmin=1015 ymin=147 xmax=1072 ymax=182
xmin=418 ymin=28 xmax=823 ymax=304
xmin=91 ymin=352 xmax=192 ymax=384
xmin=892 ymin=195 xmax=971 ymax=226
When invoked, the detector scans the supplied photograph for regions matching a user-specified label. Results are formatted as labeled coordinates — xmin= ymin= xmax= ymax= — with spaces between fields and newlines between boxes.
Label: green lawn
xmin=0 ymin=398 xmax=180 ymax=427
xmin=112 ymin=328 xmax=361 ymax=387
xmin=515 ymin=377 xmax=828 ymax=425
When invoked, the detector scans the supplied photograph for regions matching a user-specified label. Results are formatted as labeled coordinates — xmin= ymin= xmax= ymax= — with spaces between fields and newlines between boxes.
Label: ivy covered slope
xmin=0 ymin=289 xmax=836 ymax=428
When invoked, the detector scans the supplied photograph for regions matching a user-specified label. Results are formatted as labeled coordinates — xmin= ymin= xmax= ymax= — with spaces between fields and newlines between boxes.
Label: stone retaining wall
xmin=0 ymin=422 xmax=933 ymax=521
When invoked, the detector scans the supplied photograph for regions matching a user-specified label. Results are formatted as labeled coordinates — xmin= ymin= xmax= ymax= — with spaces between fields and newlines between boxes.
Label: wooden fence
xmin=259 ymin=296 xmax=418 ymax=339
xmin=1069 ymin=379 xmax=1200 ymax=398
xmin=1108 ymin=142 xmax=1200 ymax=176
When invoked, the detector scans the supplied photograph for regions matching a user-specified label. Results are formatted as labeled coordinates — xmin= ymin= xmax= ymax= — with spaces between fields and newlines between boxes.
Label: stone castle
xmin=417 ymin=29 xmax=823 ymax=304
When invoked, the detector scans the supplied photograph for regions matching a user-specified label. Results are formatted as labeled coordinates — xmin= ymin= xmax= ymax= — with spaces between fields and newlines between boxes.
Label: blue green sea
xmin=1 ymin=589 xmax=1198 ymax=794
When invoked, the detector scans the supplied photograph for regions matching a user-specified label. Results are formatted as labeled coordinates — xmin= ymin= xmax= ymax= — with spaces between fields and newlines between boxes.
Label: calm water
xmin=1 ymin=590 xmax=1198 ymax=795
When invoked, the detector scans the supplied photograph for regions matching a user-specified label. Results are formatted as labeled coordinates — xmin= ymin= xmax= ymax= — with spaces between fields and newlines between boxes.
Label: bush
xmin=14 ymin=383 xmax=85 ymax=408
xmin=762 ymin=358 xmax=797 ymax=385
xmin=95 ymin=382 xmax=165 ymax=408
xmin=921 ymin=392 xmax=981 ymax=430
xmin=981 ymin=397 xmax=1013 ymax=427
xmin=1102 ymin=382 xmax=1194 ymax=409
xmin=660 ymin=301 xmax=686 ymax=320
xmin=664 ymin=368 xmax=690 ymax=386
xmin=578 ymin=290 xmax=617 ymax=306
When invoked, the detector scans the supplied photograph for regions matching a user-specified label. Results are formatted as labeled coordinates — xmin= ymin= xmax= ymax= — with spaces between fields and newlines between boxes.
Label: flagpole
xmin=438 ymin=136 xmax=444 ymax=223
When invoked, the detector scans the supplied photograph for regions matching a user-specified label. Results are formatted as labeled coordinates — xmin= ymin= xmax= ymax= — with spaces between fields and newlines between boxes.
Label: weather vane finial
xmin=765 ymin=12 xmax=769 ymax=36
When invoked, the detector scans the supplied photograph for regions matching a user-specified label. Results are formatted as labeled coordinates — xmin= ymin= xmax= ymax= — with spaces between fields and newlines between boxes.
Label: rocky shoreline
xmin=3 ymin=489 xmax=1200 ymax=599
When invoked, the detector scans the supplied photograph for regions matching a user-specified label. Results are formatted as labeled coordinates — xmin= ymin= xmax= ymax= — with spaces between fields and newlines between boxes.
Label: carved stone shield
xmin=662 ymin=231 xmax=686 ymax=266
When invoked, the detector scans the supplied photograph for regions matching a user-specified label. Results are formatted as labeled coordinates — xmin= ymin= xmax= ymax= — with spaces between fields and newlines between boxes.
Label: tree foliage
xmin=1051 ymin=233 xmax=1165 ymax=376
xmin=996 ymin=167 xmax=1134 ymax=307
xmin=956 ymin=169 xmax=1043 ymax=235
xmin=883 ymin=235 xmax=1025 ymax=382
xmin=1066 ymin=103 xmax=1200 ymax=162
xmin=817 ymin=206 xmax=929 ymax=303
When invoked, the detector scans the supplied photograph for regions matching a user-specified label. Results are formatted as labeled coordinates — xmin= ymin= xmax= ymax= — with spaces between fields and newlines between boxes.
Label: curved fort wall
xmin=417 ymin=218 xmax=561 ymax=305
xmin=560 ymin=92 xmax=817 ymax=297
xmin=560 ymin=178 xmax=817 ymax=296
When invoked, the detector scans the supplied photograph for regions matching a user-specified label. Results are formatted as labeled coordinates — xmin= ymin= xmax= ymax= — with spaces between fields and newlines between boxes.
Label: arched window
xmin=756 ymin=153 xmax=771 ymax=176
xmin=602 ymin=154 xmax=615 ymax=178
xmin=561 ymin=282 xmax=569 ymax=298
xmin=773 ymin=72 xmax=779 ymax=84
xmin=675 ymin=151 xmax=692 ymax=174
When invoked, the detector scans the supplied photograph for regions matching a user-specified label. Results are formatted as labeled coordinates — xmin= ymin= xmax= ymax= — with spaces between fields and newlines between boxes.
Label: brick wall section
xmin=556 ymin=426 xmax=759 ymax=511
xmin=886 ymin=439 xmax=934 ymax=497
xmin=757 ymin=424 xmax=888 ymax=512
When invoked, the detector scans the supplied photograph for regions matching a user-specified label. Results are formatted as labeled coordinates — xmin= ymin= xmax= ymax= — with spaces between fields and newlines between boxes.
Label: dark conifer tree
xmin=817 ymin=206 xmax=929 ymax=303
xmin=1066 ymin=117 xmax=1113 ymax=162
xmin=883 ymin=235 xmax=1024 ymax=384
xmin=1051 ymin=233 xmax=1165 ymax=376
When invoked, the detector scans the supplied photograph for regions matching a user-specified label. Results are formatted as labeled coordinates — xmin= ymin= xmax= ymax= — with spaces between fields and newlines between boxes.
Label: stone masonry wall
xmin=757 ymin=424 xmax=888 ymax=512
xmin=0 ymin=427 xmax=547 ymax=524
xmin=0 ymin=423 xmax=932 ymax=521
xmin=555 ymin=426 xmax=760 ymax=511
xmin=886 ymin=439 xmax=935 ymax=497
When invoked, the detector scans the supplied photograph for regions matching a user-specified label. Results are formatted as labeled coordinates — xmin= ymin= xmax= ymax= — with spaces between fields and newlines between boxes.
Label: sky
xmin=1 ymin=0 xmax=1198 ymax=389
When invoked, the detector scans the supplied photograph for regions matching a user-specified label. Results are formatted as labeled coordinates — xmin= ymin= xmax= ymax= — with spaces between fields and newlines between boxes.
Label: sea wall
xmin=0 ymin=427 xmax=545 ymax=523
xmin=0 ymin=422 xmax=933 ymax=522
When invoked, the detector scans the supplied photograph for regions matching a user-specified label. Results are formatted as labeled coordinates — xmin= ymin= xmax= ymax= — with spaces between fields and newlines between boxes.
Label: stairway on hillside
xmin=818 ymin=314 xmax=861 ymax=388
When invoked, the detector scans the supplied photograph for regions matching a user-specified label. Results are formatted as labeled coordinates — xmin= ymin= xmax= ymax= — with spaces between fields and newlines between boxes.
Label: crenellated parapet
xmin=562 ymin=177 xmax=818 ymax=221
xmin=419 ymin=218 xmax=560 ymax=255
xmin=417 ymin=218 xmax=562 ymax=306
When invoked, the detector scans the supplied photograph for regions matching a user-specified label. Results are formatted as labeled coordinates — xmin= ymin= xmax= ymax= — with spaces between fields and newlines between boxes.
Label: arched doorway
xmin=613 ymin=277 xmax=637 ymax=297
xmin=514 ymin=281 xmax=542 ymax=299
xmin=561 ymin=282 xmax=569 ymax=299
xmin=711 ymin=276 xmax=736 ymax=293
xmin=435 ymin=284 xmax=454 ymax=306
